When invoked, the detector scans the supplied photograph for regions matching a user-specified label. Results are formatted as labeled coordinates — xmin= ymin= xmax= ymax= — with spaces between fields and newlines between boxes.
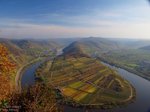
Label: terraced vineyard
xmin=36 ymin=55 xmax=135 ymax=108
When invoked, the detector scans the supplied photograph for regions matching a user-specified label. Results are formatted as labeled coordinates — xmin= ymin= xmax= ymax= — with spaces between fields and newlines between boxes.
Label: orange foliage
xmin=10 ymin=84 xmax=62 ymax=112
xmin=0 ymin=44 xmax=16 ymax=101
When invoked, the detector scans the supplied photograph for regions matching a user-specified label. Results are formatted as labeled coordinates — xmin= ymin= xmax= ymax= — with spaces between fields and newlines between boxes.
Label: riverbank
xmin=15 ymin=57 xmax=43 ymax=92
xmin=97 ymin=57 xmax=150 ymax=81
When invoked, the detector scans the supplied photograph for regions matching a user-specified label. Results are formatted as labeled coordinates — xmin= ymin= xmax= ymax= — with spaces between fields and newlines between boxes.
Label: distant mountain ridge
xmin=1 ymin=37 xmax=150 ymax=66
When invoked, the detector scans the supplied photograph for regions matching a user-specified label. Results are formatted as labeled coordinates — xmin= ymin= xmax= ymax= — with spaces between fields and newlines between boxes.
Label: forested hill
xmin=63 ymin=37 xmax=120 ymax=56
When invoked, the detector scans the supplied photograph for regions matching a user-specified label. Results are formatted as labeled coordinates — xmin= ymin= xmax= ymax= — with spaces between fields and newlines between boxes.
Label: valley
xmin=1 ymin=37 xmax=150 ymax=111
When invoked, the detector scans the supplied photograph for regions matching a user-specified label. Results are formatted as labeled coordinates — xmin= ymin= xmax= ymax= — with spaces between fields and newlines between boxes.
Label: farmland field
xmin=36 ymin=55 xmax=135 ymax=108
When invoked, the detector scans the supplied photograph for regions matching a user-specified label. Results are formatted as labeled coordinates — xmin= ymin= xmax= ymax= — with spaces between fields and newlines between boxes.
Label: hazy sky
xmin=0 ymin=0 xmax=150 ymax=39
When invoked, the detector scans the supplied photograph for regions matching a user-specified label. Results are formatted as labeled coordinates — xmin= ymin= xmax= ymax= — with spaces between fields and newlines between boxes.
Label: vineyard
xmin=37 ymin=56 xmax=135 ymax=108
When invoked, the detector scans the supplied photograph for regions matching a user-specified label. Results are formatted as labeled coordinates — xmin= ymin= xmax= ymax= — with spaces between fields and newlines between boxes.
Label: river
xmin=21 ymin=62 xmax=42 ymax=88
xmin=21 ymin=61 xmax=150 ymax=112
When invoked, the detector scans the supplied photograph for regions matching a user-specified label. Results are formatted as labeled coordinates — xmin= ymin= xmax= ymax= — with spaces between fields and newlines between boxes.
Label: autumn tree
xmin=0 ymin=44 xmax=16 ymax=101
xmin=10 ymin=83 xmax=62 ymax=112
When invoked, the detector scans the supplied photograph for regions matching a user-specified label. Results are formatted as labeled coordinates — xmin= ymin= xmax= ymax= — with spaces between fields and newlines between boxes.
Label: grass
xmin=69 ymin=81 xmax=84 ymax=89
xmin=73 ymin=92 xmax=88 ymax=101
xmin=125 ymin=63 xmax=138 ymax=68
xmin=62 ymin=87 xmax=78 ymax=97
xmin=82 ymin=85 xmax=97 ymax=93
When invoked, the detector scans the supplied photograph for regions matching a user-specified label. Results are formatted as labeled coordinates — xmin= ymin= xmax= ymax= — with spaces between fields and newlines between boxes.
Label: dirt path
xmin=122 ymin=83 xmax=134 ymax=102
xmin=15 ymin=65 xmax=26 ymax=92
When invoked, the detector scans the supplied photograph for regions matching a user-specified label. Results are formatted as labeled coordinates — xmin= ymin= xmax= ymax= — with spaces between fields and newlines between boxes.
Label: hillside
xmin=0 ymin=39 xmax=62 ymax=111
xmin=139 ymin=45 xmax=150 ymax=51
xmin=0 ymin=44 xmax=16 ymax=101
xmin=63 ymin=41 xmax=90 ymax=58
xmin=108 ymin=38 xmax=150 ymax=49
xmin=63 ymin=37 xmax=119 ymax=57
xmin=0 ymin=38 xmax=62 ymax=66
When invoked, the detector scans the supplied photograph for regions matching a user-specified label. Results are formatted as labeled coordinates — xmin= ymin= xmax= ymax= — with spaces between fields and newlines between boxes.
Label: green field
xmin=98 ymin=49 xmax=150 ymax=80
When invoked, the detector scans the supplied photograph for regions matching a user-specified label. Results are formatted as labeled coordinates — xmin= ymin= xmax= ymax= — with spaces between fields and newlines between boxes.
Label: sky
xmin=0 ymin=0 xmax=150 ymax=39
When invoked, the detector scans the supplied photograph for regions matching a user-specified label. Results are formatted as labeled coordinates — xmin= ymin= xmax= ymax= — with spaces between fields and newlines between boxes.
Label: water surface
xmin=21 ymin=62 xmax=41 ymax=88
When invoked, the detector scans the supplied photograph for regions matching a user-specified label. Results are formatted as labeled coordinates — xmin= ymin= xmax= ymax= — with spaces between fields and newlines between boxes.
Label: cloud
xmin=0 ymin=0 xmax=150 ymax=40
xmin=0 ymin=20 xmax=150 ymax=39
